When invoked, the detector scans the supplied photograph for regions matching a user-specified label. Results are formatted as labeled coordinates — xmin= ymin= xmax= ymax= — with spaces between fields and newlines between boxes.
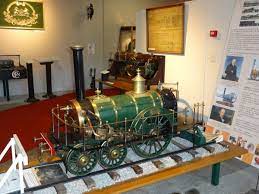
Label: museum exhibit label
xmin=208 ymin=0 xmax=259 ymax=168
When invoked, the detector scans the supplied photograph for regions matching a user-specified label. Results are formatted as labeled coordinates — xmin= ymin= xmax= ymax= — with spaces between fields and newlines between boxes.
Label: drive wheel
xmin=65 ymin=144 xmax=97 ymax=176
xmin=131 ymin=107 xmax=174 ymax=158
xmin=99 ymin=144 xmax=127 ymax=168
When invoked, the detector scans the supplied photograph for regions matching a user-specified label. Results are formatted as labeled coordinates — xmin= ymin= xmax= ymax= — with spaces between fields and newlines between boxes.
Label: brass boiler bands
xmin=89 ymin=90 xmax=163 ymax=129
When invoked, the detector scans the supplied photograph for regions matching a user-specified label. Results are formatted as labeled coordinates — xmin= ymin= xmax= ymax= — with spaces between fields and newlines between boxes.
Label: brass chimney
xmin=132 ymin=69 xmax=146 ymax=94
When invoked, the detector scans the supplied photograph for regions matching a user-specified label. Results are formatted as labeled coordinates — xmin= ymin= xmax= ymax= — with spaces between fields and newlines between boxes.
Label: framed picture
xmin=0 ymin=0 xmax=44 ymax=30
xmin=147 ymin=4 xmax=184 ymax=54
xmin=118 ymin=26 xmax=136 ymax=53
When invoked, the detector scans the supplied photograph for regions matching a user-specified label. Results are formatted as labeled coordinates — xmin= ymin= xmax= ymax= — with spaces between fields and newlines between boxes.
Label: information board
xmin=147 ymin=4 xmax=184 ymax=54
xmin=208 ymin=0 xmax=259 ymax=168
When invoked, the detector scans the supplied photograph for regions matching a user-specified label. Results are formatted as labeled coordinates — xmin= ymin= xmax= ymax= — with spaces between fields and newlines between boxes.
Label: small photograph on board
xmin=209 ymin=105 xmax=235 ymax=125
xmin=214 ymin=129 xmax=230 ymax=141
xmin=252 ymin=155 xmax=259 ymax=167
xmin=248 ymin=59 xmax=259 ymax=81
xmin=237 ymin=136 xmax=247 ymax=148
xmin=34 ymin=164 xmax=68 ymax=185
xmin=247 ymin=143 xmax=255 ymax=153
xmin=240 ymin=1 xmax=259 ymax=27
xmin=221 ymin=56 xmax=244 ymax=82
xmin=215 ymin=85 xmax=238 ymax=107
xmin=243 ymin=0 xmax=259 ymax=8
xmin=229 ymin=135 xmax=237 ymax=144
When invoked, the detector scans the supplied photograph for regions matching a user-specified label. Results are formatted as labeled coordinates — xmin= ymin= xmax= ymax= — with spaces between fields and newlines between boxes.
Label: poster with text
xmin=207 ymin=0 xmax=259 ymax=168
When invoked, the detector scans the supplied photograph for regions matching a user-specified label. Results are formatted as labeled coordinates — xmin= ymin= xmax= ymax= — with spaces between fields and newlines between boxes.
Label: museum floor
xmin=0 ymin=94 xmax=258 ymax=194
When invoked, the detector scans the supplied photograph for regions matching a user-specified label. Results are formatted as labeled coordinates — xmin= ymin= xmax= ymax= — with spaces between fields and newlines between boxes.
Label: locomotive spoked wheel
xmin=65 ymin=144 xmax=97 ymax=176
xmin=131 ymin=107 xmax=174 ymax=158
xmin=99 ymin=144 xmax=127 ymax=168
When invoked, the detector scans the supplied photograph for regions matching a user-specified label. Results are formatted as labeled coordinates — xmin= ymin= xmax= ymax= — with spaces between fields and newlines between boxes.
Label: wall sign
xmin=147 ymin=4 xmax=184 ymax=54
xmin=0 ymin=0 xmax=44 ymax=30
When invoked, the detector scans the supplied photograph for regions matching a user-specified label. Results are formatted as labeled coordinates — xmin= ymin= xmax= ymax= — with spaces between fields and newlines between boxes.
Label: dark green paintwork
xmin=65 ymin=144 xmax=98 ymax=176
xmin=211 ymin=163 xmax=221 ymax=186
xmin=98 ymin=145 xmax=127 ymax=168
xmin=94 ymin=91 xmax=163 ymax=128
xmin=179 ymin=125 xmax=206 ymax=146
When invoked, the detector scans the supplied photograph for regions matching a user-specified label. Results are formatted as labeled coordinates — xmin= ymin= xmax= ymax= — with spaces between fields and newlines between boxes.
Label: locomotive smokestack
xmin=71 ymin=45 xmax=86 ymax=101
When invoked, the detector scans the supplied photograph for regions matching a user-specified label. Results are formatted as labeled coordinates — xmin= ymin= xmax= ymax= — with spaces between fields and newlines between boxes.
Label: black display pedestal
xmin=40 ymin=61 xmax=56 ymax=98
xmin=26 ymin=62 xmax=39 ymax=103
xmin=2 ymin=80 xmax=9 ymax=101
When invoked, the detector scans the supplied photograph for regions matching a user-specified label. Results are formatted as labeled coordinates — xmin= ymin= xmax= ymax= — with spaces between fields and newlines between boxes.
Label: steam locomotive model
xmin=46 ymin=74 xmax=177 ymax=176
xmin=35 ymin=46 xmax=203 ymax=176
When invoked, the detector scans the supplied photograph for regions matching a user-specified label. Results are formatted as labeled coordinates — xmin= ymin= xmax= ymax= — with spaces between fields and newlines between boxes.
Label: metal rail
xmin=25 ymin=140 xmax=216 ymax=192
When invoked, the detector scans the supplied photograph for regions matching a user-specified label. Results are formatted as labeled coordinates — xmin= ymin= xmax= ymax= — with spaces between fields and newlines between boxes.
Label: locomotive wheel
xmin=131 ymin=107 xmax=174 ymax=158
xmin=65 ymin=144 xmax=97 ymax=176
xmin=99 ymin=144 xmax=127 ymax=168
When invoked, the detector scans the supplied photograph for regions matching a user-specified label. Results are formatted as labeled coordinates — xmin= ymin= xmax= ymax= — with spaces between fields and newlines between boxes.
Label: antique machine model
xmin=35 ymin=46 xmax=205 ymax=176
xmin=0 ymin=55 xmax=27 ymax=101
xmin=106 ymin=52 xmax=165 ymax=89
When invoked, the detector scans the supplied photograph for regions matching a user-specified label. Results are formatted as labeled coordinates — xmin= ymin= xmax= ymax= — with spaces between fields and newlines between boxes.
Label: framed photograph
xmin=221 ymin=55 xmax=244 ymax=82
xmin=209 ymin=105 xmax=235 ymax=126
xmin=147 ymin=4 xmax=184 ymax=54
xmin=118 ymin=26 xmax=136 ymax=53
xmin=0 ymin=0 xmax=44 ymax=30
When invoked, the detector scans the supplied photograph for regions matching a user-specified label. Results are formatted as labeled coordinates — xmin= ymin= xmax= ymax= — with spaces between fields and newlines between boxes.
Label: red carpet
xmin=0 ymin=89 xmax=120 ymax=162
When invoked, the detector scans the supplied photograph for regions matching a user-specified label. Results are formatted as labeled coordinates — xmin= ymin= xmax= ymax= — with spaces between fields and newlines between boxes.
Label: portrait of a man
xmin=213 ymin=108 xmax=228 ymax=123
xmin=209 ymin=105 xmax=235 ymax=125
xmin=222 ymin=56 xmax=243 ymax=82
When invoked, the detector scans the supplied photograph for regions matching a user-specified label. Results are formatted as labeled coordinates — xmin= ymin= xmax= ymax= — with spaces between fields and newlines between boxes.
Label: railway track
xmin=14 ymin=137 xmax=228 ymax=194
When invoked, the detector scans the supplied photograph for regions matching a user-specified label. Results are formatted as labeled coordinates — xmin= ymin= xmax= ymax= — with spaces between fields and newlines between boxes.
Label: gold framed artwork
xmin=0 ymin=0 xmax=44 ymax=30
xmin=147 ymin=4 xmax=184 ymax=54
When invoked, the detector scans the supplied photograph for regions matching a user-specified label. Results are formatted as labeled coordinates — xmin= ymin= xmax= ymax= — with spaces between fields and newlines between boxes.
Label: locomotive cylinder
xmin=71 ymin=45 xmax=86 ymax=101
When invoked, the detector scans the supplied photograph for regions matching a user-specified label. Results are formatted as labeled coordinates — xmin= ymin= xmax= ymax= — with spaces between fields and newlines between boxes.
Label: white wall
xmin=103 ymin=0 xmax=174 ymax=65
xmin=0 ymin=0 xmax=237 ymax=113
xmin=0 ymin=0 xmax=103 ymax=97
xmin=136 ymin=0 xmax=236 ymax=115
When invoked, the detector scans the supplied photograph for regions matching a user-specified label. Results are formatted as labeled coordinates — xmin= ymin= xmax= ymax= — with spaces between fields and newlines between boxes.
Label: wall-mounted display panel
xmin=0 ymin=0 xmax=44 ymax=30
xmin=147 ymin=4 xmax=184 ymax=54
